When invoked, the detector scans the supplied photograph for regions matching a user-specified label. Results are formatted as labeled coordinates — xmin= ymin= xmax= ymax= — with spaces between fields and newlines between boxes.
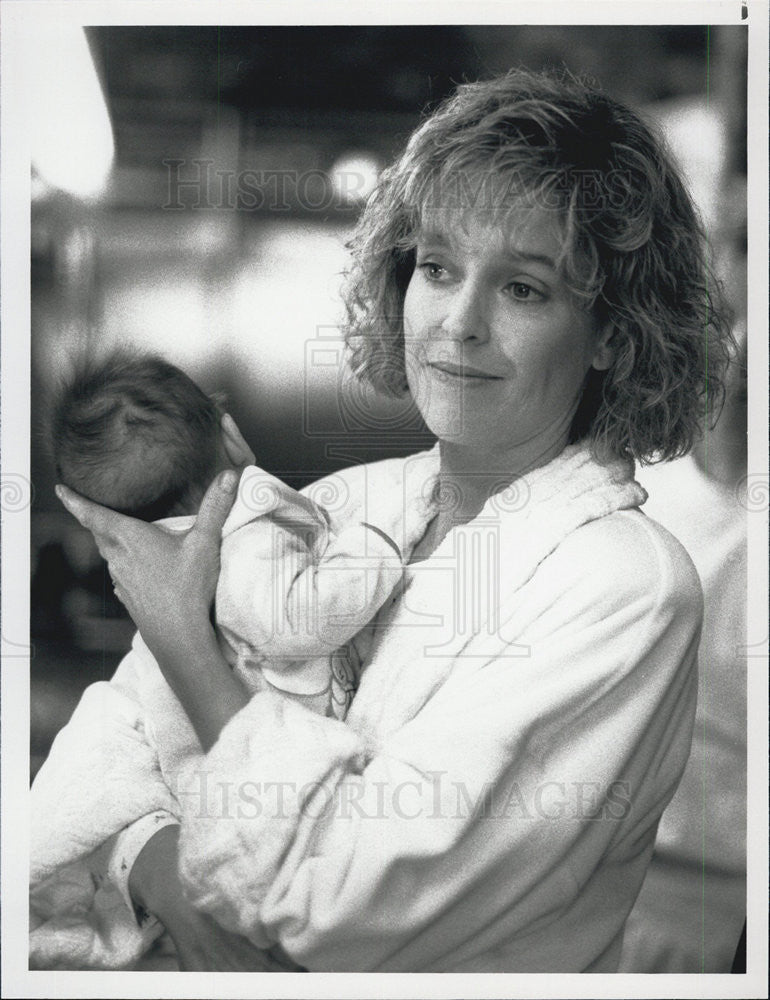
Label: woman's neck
xmin=408 ymin=433 xmax=570 ymax=564
xmin=437 ymin=434 xmax=568 ymax=520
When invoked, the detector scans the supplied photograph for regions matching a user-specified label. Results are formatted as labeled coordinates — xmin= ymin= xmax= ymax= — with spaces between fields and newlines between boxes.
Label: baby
xmin=30 ymin=349 xmax=408 ymax=969
xmin=52 ymin=348 xmax=407 ymax=716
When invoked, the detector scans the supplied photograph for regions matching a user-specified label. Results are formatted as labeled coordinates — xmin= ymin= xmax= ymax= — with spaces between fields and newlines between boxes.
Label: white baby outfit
xmin=217 ymin=464 xmax=408 ymax=715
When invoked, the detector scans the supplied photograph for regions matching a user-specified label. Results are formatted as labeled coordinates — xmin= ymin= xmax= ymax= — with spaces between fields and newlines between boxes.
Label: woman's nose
xmin=440 ymin=282 xmax=490 ymax=343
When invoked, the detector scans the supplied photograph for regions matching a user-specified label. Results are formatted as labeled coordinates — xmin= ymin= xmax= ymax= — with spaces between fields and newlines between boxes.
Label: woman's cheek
xmin=403 ymin=336 xmax=427 ymax=399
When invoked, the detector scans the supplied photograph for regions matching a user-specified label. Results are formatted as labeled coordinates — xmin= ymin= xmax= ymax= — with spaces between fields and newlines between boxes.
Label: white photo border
xmin=2 ymin=1 xmax=767 ymax=997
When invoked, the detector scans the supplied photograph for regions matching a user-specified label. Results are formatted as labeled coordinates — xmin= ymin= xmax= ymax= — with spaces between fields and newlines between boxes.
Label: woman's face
xmin=403 ymin=204 xmax=613 ymax=461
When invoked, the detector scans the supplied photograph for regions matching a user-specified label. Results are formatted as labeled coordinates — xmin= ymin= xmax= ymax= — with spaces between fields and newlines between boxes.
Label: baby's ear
xmin=591 ymin=323 xmax=615 ymax=373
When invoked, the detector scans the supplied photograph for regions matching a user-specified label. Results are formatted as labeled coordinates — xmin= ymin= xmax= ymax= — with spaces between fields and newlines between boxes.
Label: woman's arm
xmin=53 ymin=471 xmax=295 ymax=968
xmin=127 ymin=825 xmax=297 ymax=971
xmin=148 ymin=621 xmax=249 ymax=753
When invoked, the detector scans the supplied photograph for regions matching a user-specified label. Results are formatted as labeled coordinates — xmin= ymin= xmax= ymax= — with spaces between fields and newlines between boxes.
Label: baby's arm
xmin=217 ymin=519 xmax=403 ymax=661
xmin=284 ymin=521 xmax=404 ymax=651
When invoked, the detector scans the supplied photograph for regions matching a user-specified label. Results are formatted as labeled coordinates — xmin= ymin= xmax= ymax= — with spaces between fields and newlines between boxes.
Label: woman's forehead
xmin=414 ymin=201 xmax=567 ymax=260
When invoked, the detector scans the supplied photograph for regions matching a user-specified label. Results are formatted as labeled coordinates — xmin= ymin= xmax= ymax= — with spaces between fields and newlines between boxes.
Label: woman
xmin=47 ymin=69 xmax=729 ymax=972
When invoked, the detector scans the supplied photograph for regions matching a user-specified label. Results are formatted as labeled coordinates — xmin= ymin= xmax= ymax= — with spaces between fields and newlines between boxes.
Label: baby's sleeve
xmin=284 ymin=521 xmax=405 ymax=651
xmin=217 ymin=519 xmax=403 ymax=661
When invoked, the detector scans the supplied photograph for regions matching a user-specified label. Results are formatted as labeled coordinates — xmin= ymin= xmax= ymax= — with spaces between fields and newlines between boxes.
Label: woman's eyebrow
xmin=415 ymin=229 xmax=450 ymax=247
xmin=504 ymin=248 xmax=557 ymax=270
xmin=415 ymin=229 xmax=557 ymax=271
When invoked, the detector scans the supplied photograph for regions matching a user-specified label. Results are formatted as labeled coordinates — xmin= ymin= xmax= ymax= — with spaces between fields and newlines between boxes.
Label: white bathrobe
xmin=29 ymin=444 xmax=702 ymax=972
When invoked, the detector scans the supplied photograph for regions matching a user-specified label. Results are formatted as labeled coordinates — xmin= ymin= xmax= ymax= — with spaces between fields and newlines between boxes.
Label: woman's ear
xmin=591 ymin=323 xmax=615 ymax=372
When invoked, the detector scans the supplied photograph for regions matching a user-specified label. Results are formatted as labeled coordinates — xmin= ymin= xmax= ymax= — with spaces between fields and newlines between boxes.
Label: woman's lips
xmin=428 ymin=361 xmax=504 ymax=381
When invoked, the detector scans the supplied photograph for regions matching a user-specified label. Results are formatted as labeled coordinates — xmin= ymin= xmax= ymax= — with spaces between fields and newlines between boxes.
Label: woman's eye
xmin=507 ymin=282 xmax=543 ymax=301
xmin=418 ymin=261 xmax=447 ymax=281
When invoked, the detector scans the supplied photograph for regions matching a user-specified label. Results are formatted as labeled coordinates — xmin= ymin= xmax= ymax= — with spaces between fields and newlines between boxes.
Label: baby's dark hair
xmin=52 ymin=350 xmax=225 ymax=521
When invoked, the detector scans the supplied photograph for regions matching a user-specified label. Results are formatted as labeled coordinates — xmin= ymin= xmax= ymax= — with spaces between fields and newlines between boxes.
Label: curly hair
xmin=343 ymin=68 xmax=732 ymax=462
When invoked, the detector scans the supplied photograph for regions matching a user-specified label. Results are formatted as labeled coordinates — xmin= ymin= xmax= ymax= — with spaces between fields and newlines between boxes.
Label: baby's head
xmin=52 ymin=350 xmax=228 ymax=521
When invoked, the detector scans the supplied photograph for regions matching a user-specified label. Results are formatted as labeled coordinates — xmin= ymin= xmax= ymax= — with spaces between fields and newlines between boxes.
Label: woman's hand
xmin=55 ymin=410 xmax=251 ymax=660
xmin=55 ymin=468 xmax=239 ymax=656
xmin=129 ymin=825 xmax=294 ymax=971
xmin=57 ymin=465 xmax=250 ymax=749
xmin=56 ymin=429 xmax=252 ymax=749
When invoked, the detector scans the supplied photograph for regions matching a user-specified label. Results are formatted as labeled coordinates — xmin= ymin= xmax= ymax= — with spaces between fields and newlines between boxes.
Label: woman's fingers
xmin=55 ymin=472 xmax=237 ymax=652
xmin=55 ymin=484 xmax=133 ymax=548
xmin=221 ymin=413 xmax=256 ymax=468
xmin=192 ymin=470 xmax=239 ymax=540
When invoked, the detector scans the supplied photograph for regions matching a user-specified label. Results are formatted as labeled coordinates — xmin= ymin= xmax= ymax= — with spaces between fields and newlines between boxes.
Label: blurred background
xmin=30 ymin=24 xmax=747 ymax=777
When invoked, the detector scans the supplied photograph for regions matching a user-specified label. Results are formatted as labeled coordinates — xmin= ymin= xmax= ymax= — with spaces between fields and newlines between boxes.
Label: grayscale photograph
xmin=0 ymin=3 xmax=765 ymax=996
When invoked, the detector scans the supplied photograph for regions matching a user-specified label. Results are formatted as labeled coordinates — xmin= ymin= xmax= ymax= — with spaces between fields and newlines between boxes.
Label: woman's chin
xmin=418 ymin=409 xmax=469 ymax=443
xmin=419 ymin=410 xmax=500 ymax=451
